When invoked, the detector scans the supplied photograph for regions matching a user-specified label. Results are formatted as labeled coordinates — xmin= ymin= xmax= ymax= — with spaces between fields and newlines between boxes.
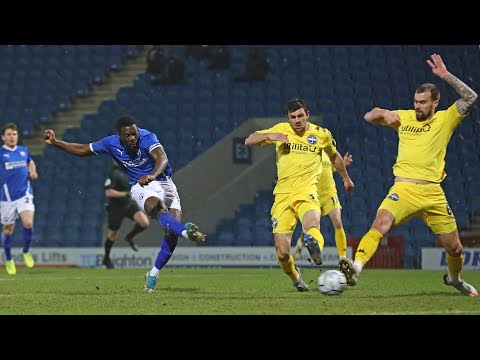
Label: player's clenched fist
xmin=43 ymin=129 xmax=56 ymax=144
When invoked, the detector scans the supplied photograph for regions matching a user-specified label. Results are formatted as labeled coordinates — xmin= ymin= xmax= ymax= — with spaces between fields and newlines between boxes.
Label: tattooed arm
xmin=427 ymin=53 xmax=478 ymax=115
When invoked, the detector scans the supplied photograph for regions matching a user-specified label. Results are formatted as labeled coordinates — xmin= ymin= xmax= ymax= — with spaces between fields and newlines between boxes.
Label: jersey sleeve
xmin=319 ymin=128 xmax=337 ymax=157
xmin=256 ymin=123 xmax=285 ymax=145
xmin=90 ymin=136 xmax=111 ymax=155
xmin=445 ymin=102 xmax=466 ymax=131
xmin=143 ymin=132 xmax=162 ymax=153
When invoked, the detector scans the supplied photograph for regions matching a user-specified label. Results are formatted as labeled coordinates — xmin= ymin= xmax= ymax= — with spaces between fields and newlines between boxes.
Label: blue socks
xmin=23 ymin=228 xmax=33 ymax=253
xmin=158 ymin=213 xmax=185 ymax=237
xmin=2 ymin=233 xmax=12 ymax=260
xmin=2 ymin=228 xmax=33 ymax=260
xmin=154 ymin=235 xmax=178 ymax=270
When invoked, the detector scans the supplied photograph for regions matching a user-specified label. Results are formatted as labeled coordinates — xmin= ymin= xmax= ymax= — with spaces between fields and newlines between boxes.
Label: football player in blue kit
xmin=44 ymin=115 xmax=206 ymax=292
xmin=0 ymin=123 xmax=37 ymax=275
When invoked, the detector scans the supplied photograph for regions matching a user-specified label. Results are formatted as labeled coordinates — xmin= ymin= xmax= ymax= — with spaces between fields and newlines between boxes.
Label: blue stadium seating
xmin=4 ymin=44 xmax=476 ymax=261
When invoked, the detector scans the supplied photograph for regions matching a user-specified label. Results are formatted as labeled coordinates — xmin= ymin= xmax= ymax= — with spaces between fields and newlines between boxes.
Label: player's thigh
xmin=378 ymin=182 xmax=421 ymax=226
xmin=131 ymin=183 xmax=162 ymax=212
xmin=319 ymin=191 xmax=341 ymax=217
xmin=131 ymin=181 xmax=182 ymax=212
xmin=16 ymin=195 xmax=35 ymax=227
xmin=16 ymin=195 xmax=35 ymax=213
xmin=124 ymin=201 xmax=141 ymax=220
xmin=18 ymin=209 xmax=34 ymax=228
xmin=160 ymin=179 xmax=182 ymax=211
xmin=271 ymin=194 xmax=297 ymax=234
xmin=295 ymin=193 xmax=321 ymax=230
xmin=421 ymin=189 xmax=456 ymax=235
xmin=133 ymin=210 xmax=150 ymax=226
xmin=0 ymin=201 xmax=18 ymax=225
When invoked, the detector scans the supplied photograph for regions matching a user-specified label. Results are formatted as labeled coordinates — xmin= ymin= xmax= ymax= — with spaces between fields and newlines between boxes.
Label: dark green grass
xmin=0 ymin=267 xmax=478 ymax=314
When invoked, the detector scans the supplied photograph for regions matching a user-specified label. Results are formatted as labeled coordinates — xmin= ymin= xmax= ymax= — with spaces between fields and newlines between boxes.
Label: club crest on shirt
xmin=388 ymin=193 xmax=399 ymax=201
xmin=20 ymin=151 xmax=26 ymax=157
xmin=307 ymin=135 xmax=317 ymax=145
xmin=272 ymin=218 xmax=278 ymax=229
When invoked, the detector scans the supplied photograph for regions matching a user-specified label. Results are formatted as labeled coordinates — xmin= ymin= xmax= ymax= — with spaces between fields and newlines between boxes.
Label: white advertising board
xmin=422 ymin=247 xmax=480 ymax=270
xmin=1 ymin=246 xmax=352 ymax=268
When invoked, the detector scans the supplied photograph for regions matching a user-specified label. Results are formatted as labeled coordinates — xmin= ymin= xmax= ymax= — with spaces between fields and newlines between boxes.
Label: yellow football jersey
xmin=392 ymin=103 xmax=464 ymax=182
xmin=257 ymin=122 xmax=337 ymax=194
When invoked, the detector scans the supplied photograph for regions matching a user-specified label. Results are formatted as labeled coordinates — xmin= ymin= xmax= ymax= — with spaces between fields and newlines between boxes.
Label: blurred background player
xmin=244 ymin=98 xmax=354 ymax=292
xmin=294 ymin=151 xmax=353 ymax=267
xmin=339 ymin=54 xmax=478 ymax=297
xmin=102 ymin=161 xmax=150 ymax=269
xmin=43 ymin=115 xmax=206 ymax=292
xmin=0 ymin=123 xmax=37 ymax=275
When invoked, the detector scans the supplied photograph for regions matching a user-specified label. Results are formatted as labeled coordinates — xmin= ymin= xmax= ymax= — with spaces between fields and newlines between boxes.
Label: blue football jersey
xmin=90 ymin=128 xmax=173 ymax=185
xmin=0 ymin=145 xmax=33 ymax=201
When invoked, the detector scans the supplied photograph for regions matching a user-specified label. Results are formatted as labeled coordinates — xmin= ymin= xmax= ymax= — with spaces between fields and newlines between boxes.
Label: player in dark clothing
xmin=103 ymin=162 xmax=150 ymax=269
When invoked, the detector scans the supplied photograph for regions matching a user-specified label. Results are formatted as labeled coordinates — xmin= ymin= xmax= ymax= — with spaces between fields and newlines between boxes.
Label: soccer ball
xmin=317 ymin=270 xmax=347 ymax=295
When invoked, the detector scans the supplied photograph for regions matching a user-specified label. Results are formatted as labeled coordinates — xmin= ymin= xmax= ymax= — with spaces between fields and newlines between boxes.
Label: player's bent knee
xmin=277 ymin=253 xmax=290 ymax=262
xmin=276 ymin=246 xmax=291 ymax=260
xmin=372 ymin=211 xmax=394 ymax=234
xmin=3 ymin=228 xmax=14 ymax=236
xmin=445 ymin=243 xmax=463 ymax=256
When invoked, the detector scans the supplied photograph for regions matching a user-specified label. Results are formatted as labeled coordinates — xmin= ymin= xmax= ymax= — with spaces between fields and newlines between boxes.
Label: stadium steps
xmin=23 ymin=46 xmax=149 ymax=155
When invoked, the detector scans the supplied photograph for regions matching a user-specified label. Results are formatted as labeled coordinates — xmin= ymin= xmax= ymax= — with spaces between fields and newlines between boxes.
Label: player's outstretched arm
xmin=427 ymin=53 xmax=478 ymax=116
xmin=244 ymin=132 xmax=289 ymax=146
xmin=364 ymin=107 xmax=401 ymax=127
xmin=43 ymin=129 xmax=93 ymax=156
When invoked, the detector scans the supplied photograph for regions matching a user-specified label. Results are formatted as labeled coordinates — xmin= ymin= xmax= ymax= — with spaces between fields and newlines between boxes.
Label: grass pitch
xmin=0 ymin=267 xmax=478 ymax=315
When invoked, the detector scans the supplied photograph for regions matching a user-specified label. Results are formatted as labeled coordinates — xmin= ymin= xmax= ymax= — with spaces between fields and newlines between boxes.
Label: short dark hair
xmin=285 ymin=98 xmax=309 ymax=115
xmin=416 ymin=83 xmax=440 ymax=101
xmin=116 ymin=115 xmax=136 ymax=132
xmin=2 ymin=122 xmax=18 ymax=136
